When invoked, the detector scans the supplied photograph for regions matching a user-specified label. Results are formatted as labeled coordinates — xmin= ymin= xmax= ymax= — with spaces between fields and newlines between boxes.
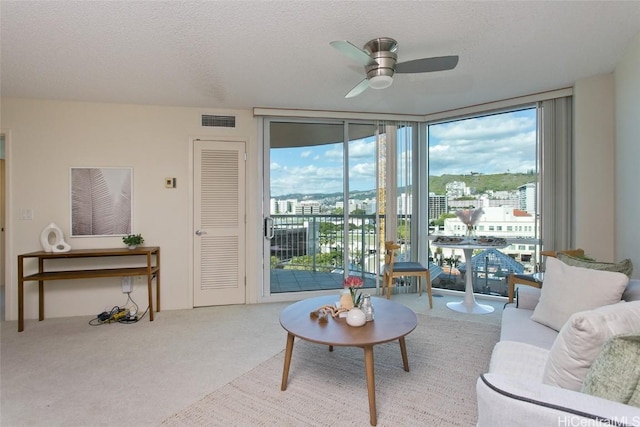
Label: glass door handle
xmin=264 ymin=217 xmax=275 ymax=239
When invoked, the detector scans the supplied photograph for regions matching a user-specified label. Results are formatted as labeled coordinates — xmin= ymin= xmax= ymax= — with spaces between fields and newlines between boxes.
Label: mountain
xmin=429 ymin=172 xmax=536 ymax=194
xmin=274 ymin=173 xmax=537 ymax=200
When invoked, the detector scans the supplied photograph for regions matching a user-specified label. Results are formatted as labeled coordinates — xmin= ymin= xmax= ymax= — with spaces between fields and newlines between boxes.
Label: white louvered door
xmin=194 ymin=140 xmax=246 ymax=306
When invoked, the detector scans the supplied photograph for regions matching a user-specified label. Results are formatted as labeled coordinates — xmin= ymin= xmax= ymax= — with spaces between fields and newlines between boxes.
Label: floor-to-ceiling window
xmin=258 ymin=93 xmax=571 ymax=300
xmin=425 ymin=108 xmax=539 ymax=297
xmin=422 ymin=96 xmax=573 ymax=298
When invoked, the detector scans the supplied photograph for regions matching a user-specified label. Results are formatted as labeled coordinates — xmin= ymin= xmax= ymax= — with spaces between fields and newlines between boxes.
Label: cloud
xmin=324 ymin=138 xmax=376 ymax=161
xmin=349 ymin=139 xmax=376 ymax=158
xmin=271 ymin=163 xmax=344 ymax=195
xmin=429 ymin=111 xmax=536 ymax=175
xmin=269 ymin=109 xmax=537 ymax=195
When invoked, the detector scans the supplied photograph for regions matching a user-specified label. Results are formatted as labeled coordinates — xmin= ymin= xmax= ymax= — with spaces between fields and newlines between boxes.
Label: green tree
xmin=431 ymin=213 xmax=456 ymax=227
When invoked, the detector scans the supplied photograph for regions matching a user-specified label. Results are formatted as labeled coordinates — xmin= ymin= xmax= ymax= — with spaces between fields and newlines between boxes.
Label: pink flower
xmin=343 ymin=275 xmax=364 ymax=307
xmin=343 ymin=275 xmax=364 ymax=288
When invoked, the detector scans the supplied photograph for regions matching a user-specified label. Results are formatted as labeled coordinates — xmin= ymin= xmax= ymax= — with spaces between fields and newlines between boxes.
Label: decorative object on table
xmin=39 ymin=222 xmax=71 ymax=252
xmin=309 ymin=305 xmax=349 ymax=322
xmin=70 ymin=167 xmax=133 ymax=237
xmin=309 ymin=308 xmax=329 ymax=323
xmin=343 ymin=275 xmax=364 ymax=307
xmin=433 ymin=235 xmax=507 ymax=247
xmin=122 ymin=233 xmax=144 ymax=249
xmin=346 ymin=307 xmax=367 ymax=327
xmin=455 ymin=208 xmax=484 ymax=237
xmin=360 ymin=294 xmax=375 ymax=321
xmin=339 ymin=289 xmax=354 ymax=309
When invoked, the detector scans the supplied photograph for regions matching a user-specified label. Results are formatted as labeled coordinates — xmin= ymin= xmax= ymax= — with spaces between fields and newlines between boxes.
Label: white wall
xmin=573 ymin=74 xmax=615 ymax=261
xmin=4 ymin=31 xmax=640 ymax=319
xmin=615 ymin=30 xmax=640 ymax=279
xmin=2 ymin=98 xmax=258 ymax=321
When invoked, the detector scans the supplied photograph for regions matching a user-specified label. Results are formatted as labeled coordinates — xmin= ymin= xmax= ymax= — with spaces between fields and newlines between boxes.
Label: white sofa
xmin=477 ymin=279 xmax=640 ymax=426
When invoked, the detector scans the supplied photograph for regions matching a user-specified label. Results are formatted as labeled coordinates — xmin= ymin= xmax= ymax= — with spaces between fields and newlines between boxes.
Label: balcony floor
xmin=270 ymin=269 xmax=378 ymax=293
xmin=269 ymin=268 xmax=509 ymax=297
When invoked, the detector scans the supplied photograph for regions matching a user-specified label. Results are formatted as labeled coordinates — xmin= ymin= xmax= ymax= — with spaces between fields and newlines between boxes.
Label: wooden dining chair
xmin=383 ymin=241 xmax=433 ymax=308
xmin=507 ymin=248 xmax=585 ymax=303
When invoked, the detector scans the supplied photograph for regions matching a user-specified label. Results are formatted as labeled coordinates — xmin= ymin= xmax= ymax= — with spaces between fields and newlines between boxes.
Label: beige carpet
xmin=163 ymin=314 xmax=500 ymax=426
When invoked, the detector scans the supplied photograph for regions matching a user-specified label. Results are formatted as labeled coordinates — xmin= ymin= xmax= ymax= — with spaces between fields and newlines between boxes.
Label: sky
xmin=269 ymin=108 xmax=536 ymax=197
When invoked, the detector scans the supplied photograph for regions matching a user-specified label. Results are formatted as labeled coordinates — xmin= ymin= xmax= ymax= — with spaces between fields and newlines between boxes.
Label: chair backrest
xmin=384 ymin=241 xmax=401 ymax=269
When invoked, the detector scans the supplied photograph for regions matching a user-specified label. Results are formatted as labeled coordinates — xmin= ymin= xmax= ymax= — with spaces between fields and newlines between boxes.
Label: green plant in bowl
xmin=122 ymin=234 xmax=144 ymax=248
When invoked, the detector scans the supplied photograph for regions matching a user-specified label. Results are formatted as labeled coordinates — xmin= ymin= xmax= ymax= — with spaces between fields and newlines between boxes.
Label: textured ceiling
xmin=2 ymin=1 xmax=640 ymax=115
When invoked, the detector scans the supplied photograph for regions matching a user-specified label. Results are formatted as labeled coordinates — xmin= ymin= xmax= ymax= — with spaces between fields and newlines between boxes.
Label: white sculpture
xmin=40 ymin=222 xmax=71 ymax=252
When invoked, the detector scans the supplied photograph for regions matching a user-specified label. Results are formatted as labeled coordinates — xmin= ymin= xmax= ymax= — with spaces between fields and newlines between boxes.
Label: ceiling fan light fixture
xmin=369 ymin=75 xmax=393 ymax=90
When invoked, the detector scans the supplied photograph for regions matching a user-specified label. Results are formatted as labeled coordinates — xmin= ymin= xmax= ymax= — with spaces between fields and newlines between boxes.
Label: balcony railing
xmin=269 ymin=213 xmax=378 ymax=273
xmin=269 ymin=214 xmax=542 ymax=297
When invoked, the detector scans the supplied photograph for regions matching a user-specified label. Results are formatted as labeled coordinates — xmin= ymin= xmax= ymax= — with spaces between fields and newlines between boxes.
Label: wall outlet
xmin=121 ymin=277 xmax=133 ymax=293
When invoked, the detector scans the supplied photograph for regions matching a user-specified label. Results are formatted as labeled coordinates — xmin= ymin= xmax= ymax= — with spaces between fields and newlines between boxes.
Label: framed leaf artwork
xmin=70 ymin=167 xmax=133 ymax=237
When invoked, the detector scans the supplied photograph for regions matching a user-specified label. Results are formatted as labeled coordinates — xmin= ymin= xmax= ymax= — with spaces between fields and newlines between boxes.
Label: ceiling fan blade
xmin=395 ymin=55 xmax=459 ymax=74
xmin=330 ymin=40 xmax=378 ymax=66
xmin=345 ymin=79 xmax=370 ymax=98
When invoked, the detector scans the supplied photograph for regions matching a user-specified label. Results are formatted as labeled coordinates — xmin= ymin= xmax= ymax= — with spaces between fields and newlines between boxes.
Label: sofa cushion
xmin=501 ymin=306 xmax=558 ymax=350
xmin=556 ymin=252 xmax=633 ymax=277
xmin=581 ymin=334 xmax=640 ymax=407
xmin=542 ymin=301 xmax=640 ymax=391
xmin=531 ymin=257 xmax=629 ymax=331
xmin=489 ymin=341 xmax=549 ymax=382
xmin=581 ymin=335 xmax=640 ymax=406
xmin=514 ymin=286 xmax=541 ymax=311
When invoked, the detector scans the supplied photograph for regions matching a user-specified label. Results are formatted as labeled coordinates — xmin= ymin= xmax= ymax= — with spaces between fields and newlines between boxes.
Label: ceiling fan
xmin=330 ymin=37 xmax=459 ymax=98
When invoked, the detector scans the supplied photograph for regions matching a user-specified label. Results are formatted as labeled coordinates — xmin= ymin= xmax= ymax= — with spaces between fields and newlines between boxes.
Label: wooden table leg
xmin=281 ymin=333 xmax=295 ymax=391
xmin=147 ymin=273 xmax=154 ymax=321
xmin=363 ymin=345 xmax=377 ymax=426
xmin=156 ymin=248 xmax=161 ymax=312
xmin=399 ymin=337 xmax=410 ymax=372
xmin=18 ymin=256 xmax=24 ymax=332
xmin=38 ymin=281 xmax=44 ymax=321
xmin=38 ymin=258 xmax=45 ymax=321
xmin=147 ymin=251 xmax=154 ymax=321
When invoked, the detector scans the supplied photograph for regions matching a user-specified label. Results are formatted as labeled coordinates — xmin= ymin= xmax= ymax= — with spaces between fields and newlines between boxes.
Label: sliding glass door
xmin=263 ymin=119 xmax=396 ymax=297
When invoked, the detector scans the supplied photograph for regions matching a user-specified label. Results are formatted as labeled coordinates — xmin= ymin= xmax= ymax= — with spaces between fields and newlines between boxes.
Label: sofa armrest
xmin=477 ymin=373 xmax=640 ymax=427
xmin=516 ymin=286 xmax=541 ymax=310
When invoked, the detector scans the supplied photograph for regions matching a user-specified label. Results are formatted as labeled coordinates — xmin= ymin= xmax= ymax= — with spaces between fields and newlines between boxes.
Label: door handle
xmin=195 ymin=230 xmax=207 ymax=236
xmin=264 ymin=217 xmax=275 ymax=239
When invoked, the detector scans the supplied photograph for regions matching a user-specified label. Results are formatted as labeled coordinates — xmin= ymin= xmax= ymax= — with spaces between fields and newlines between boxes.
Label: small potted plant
xmin=122 ymin=233 xmax=144 ymax=249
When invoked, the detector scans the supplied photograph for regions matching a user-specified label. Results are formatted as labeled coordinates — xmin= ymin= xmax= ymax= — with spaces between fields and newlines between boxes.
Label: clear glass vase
xmin=465 ymin=225 xmax=475 ymax=237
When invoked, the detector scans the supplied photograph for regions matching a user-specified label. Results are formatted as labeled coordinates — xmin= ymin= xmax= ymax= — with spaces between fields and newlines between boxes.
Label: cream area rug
xmin=163 ymin=315 xmax=500 ymax=427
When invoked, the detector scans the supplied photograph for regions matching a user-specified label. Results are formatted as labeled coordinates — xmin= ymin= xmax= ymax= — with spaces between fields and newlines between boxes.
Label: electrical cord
xmin=88 ymin=292 xmax=148 ymax=326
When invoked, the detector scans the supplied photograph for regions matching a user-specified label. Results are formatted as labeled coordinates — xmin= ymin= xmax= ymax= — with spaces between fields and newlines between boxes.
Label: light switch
xmin=164 ymin=177 xmax=176 ymax=188
xmin=19 ymin=208 xmax=33 ymax=220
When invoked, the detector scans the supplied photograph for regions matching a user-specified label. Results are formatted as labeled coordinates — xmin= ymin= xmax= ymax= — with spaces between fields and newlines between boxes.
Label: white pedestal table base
xmin=442 ymin=246 xmax=497 ymax=315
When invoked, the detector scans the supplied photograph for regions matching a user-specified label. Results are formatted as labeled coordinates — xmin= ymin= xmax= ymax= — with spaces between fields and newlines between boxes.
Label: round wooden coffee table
xmin=279 ymin=295 xmax=418 ymax=426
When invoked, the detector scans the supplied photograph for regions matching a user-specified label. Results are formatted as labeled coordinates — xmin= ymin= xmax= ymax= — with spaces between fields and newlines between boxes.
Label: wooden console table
xmin=17 ymin=247 xmax=160 ymax=332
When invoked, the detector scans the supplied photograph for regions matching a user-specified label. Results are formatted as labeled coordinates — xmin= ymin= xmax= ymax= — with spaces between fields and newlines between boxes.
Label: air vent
xmin=201 ymin=115 xmax=236 ymax=128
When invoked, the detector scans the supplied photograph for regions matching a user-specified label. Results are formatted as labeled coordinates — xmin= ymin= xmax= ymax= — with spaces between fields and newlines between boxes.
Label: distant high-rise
xmin=428 ymin=193 xmax=448 ymax=220
xmin=518 ymin=183 xmax=537 ymax=214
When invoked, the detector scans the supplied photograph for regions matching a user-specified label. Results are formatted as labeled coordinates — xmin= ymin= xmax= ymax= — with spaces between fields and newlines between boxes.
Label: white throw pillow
xmin=542 ymin=301 xmax=640 ymax=391
xmin=531 ymin=257 xmax=629 ymax=331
